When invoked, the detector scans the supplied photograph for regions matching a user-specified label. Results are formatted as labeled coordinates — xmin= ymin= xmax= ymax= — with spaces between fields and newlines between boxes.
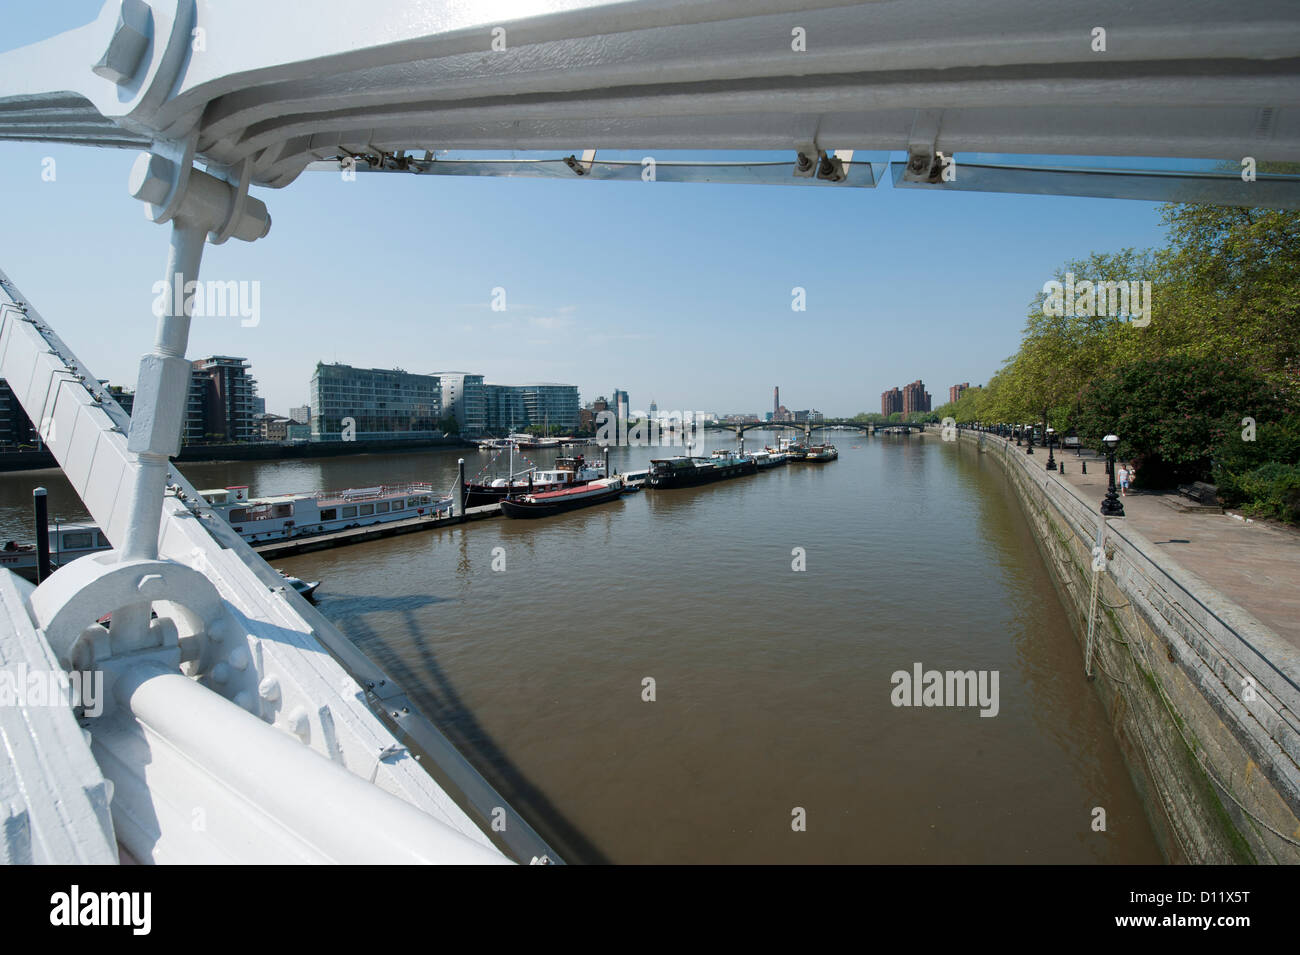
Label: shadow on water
xmin=320 ymin=592 xmax=612 ymax=864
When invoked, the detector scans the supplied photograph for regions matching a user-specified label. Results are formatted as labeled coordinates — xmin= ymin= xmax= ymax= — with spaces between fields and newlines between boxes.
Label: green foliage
xmin=1073 ymin=355 xmax=1281 ymax=486
xmin=437 ymin=415 xmax=460 ymax=434
xmin=1214 ymin=462 xmax=1300 ymax=524
xmin=524 ymin=423 xmax=563 ymax=436
xmin=947 ymin=202 xmax=1299 ymax=512
xmin=1212 ymin=411 xmax=1300 ymax=522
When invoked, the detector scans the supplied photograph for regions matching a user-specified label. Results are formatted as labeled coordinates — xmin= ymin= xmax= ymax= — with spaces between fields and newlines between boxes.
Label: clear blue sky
xmin=0 ymin=3 xmax=1172 ymax=418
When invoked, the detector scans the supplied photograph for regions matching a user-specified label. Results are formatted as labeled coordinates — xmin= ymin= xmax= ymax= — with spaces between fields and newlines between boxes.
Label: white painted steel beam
xmin=0 ymin=270 xmax=554 ymax=864
xmin=0 ymin=0 xmax=1296 ymax=199
xmin=0 ymin=572 xmax=117 ymax=864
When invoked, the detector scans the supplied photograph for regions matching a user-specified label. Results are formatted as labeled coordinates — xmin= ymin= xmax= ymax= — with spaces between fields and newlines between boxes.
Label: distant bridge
xmin=703 ymin=419 xmax=927 ymax=436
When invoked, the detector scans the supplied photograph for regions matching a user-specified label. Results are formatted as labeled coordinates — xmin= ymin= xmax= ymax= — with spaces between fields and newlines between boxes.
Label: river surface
xmin=0 ymin=430 xmax=1163 ymax=863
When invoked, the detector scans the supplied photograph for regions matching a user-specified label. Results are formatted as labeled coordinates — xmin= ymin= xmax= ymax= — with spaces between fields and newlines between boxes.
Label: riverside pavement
xmin=989 ymin=435 xmax=1300 ymax=649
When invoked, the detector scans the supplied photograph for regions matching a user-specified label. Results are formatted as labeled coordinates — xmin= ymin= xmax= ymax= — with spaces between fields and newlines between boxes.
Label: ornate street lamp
xmin=1045 ymin=426 xmax=1057 ymax=471
xmin=1015 ymin=425 xmax=1022 ymax=446
xmin=1101 ymin=434 xmax=1125 ymax=516
xmin=1025 ymin=423 xmax=1035 ymax=454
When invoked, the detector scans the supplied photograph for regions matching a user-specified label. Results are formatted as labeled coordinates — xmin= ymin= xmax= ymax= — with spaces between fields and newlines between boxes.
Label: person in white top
xmin=1118 ymin=463 xmax=1130 ymax=497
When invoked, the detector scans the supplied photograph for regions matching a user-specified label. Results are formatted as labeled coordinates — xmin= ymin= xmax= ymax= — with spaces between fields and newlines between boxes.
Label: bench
xmin=1061 ymin=436 xmax=1081 ymax=449
xmin=1178 ymin=481 xmax=1219 ymax=506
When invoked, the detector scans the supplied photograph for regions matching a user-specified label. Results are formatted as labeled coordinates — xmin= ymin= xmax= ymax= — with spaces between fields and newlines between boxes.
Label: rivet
xmin=285 ymin=706 xmax=310 ymax=740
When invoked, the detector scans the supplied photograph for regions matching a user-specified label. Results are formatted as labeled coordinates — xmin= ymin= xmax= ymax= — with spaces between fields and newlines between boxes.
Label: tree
xmin=1073 ymin=355 xmax=1282 ymax=486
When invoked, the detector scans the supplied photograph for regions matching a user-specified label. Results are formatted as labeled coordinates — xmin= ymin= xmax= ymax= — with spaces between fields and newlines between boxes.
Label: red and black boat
xmin=498 ymin=477 xmax=625 ymax=518
xmin=464 ymin=453 xmax=605 ymax=508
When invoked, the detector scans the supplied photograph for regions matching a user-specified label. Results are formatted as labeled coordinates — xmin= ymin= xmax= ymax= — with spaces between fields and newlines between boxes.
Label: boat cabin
xmin=198 ymin=484 xmax=450 ymax=544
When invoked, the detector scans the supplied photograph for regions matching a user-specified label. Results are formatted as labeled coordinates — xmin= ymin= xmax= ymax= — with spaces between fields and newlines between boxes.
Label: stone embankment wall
xmin=955 ymin=427 xmax=1300 ymax=863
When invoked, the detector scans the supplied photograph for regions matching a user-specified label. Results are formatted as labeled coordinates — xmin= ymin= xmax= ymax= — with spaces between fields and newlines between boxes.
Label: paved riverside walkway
xmin=981 ymin=432 xmax=1300 ymax=650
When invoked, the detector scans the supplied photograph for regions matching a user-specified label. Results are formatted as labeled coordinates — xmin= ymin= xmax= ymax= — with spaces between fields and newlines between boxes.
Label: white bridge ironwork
xmin=0 ymin=0 xmax=1298 ymax=864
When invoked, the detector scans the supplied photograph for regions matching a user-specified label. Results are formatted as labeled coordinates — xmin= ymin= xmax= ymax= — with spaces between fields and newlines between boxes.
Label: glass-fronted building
xmin=309 ymin=362 xmax=442 ymax=441
xmin=432 ymin=372 xmax=486 ymax=434
xmin=483 ymin=382 xmax=579 ymax=432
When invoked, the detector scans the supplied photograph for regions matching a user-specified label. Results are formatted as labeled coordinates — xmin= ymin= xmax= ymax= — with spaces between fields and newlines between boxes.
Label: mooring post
xmin=33 ymin=486 xmax=50 ymax=582
xmin=455 ymin=458 xmax=465 ymax=518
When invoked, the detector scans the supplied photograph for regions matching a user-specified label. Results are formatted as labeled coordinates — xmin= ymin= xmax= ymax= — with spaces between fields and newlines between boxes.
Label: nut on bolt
xmin=92 ymin=0 xmax=153 ymax=86
xmin=129 ymin=152 xmax=175 ymax=207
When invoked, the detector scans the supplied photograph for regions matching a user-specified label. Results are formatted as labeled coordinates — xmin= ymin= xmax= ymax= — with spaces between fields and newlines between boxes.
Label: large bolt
xmin=129 ymin=152 xmax=174 ymax=207
xmin=258 ymin=676 xmax=281 ymax=703
xmin=285 ymin=706 xmax=310 ymax=741
xmin=92 ymin=0 xmax=153 ymax=86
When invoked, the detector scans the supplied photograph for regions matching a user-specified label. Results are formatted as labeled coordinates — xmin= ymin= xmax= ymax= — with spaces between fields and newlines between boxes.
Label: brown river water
xmin=0 ymin=430 xmax=1163 ymax=863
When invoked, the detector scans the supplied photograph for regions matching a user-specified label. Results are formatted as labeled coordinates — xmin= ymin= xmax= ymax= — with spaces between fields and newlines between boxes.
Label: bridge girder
xmin=0 ymin=1 xmax=1297 ymax=204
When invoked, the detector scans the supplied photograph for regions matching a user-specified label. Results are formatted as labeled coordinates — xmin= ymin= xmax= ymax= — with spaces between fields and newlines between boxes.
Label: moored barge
xmin=463 ymin=454 xmax=605 ymax=508
xmin=646 ymin=451 xmax=757 ymax=489
xmin=498 ymin=477 xmax=625 ymax=518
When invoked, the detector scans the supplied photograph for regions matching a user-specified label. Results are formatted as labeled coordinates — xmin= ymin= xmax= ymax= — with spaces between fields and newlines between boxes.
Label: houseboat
xmin=752 ymin=450 xmax=789 ymax=469
xmin=646 ymin=451 xmax=757 ymax=489
xmin=198 ymin=483 xmax=453 ymax=545
xmin=498 ymin=477 xmax=625 ymax=518
xmin=804 ymin=444 xmax=839 ymax=462
xmin=463 ymin=454 xmax=605 ymax=508
xmin=768 ymin=435 xmax=809 ymax=461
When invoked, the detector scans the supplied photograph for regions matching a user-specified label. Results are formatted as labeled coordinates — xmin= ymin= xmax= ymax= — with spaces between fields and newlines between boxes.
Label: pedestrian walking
xmin=1119 ymin=463 xmax=1130 ymax=497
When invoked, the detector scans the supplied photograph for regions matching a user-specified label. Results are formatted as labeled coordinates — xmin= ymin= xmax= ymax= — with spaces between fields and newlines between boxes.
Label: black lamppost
xmin=1015 ymin=425 xmax=1022 ymax=446
xmin=1101 ymin=433 xmax=1125 ymax=516
xmin=1025 ymin=422 xmax=1034 ymax=454
xmin=1045 ymin=426 xmax=1057 ymax=471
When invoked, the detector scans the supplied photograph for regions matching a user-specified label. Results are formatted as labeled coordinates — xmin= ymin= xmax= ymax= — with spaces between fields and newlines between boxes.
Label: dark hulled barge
xmin=646 ymin=451 xmax=758 ymax=489
xmin=498 ymin=477 xmax=625 ymax=518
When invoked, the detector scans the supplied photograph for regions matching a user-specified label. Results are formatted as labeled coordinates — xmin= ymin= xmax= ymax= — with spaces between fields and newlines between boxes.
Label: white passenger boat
xmin=0 ymin=522 xmax=113 ymax=582
xmin=199 ymin=484 xmax=453 ymax=544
